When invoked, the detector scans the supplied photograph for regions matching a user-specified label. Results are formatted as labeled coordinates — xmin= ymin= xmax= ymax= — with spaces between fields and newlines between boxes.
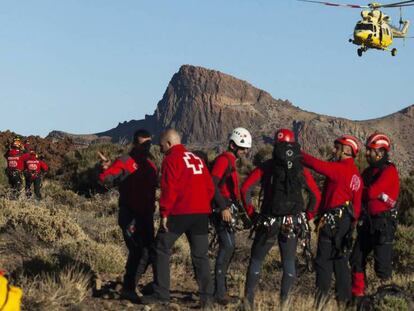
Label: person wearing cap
xmin=351 ymin=133 xmax=400 ymax=302
xmin=211 ymin=127 xmax=252 ymax=305
xmin=301 ymin=135 xmax=363 ymax=308
xmin=240 ymin=129 xmax=321 ymax=310
xmin=24 ymin=150 xmax=49 ymax=199
xmin=99 ymin=129 xmax=157 ymax=302
xmin=3 ymin=138 xmax=30 ymax=198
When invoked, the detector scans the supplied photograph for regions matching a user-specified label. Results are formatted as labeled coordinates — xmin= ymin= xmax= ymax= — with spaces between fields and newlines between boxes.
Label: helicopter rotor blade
xmin=381 ymin=1 xmax=414 ymax=8
xmin=297 ymin=0 xmax=368 ymax=9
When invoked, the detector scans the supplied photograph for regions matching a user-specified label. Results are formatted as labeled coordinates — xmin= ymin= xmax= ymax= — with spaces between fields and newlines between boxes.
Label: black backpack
xmin=264 ymin=142 xmax=305 ymax=216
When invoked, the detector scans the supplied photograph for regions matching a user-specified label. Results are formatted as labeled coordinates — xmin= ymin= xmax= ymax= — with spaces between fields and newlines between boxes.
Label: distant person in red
xmin=302 ymin=135 xmax=363 ymax=308
xmin=142 ymin=129 xmax=215 ymax=309
xmin=351 ymin=133 xmax=400 ymax=302
xmin=23 ymin=139 xmax=31 ymax=154
xmin=4 ymin=137 xmax=30 ymax=198
xmin=24 ymin=150 xmax=48 ymax=199
xmin=211 ymin=127 xmax=252 ymax=305
xmin=240 ymin=129 xmax=321 ymax=310
xmin=99 ymin=129 xmax=158 ymax=302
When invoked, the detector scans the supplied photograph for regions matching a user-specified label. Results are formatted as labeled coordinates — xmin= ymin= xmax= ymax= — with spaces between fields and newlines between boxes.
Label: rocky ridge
xmin=90 ymin=65 xmax=414 ymax=173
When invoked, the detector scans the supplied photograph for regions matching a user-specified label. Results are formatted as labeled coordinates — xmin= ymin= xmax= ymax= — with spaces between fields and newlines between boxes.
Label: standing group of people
xmin=3 ymin=136 xmax=48 ymax=199
xmin=99 ymin=127 xmax=399 ymax=310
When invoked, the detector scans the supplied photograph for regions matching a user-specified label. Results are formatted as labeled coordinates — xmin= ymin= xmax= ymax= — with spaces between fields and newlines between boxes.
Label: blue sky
xmin=1 ymin=0 xmax=413 ymax=137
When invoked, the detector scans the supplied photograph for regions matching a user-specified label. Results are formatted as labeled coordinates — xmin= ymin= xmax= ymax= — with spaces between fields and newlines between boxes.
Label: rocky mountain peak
xmin=53 ymin=65 xmax=414 ymax=175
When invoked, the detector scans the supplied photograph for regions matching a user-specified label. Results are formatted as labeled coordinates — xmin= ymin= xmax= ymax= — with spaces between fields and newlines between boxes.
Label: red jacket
xmin=302 ymin=152 xmax=363 ymax=220
xmin=362 ymin=163 xmax=400 ymax=216
xmin=211 ymin=152 xmax=240 ymax=202
xmin=99 ymin=149 xmax=158 ymax=216
xmin=159 ymin=144 xmax=214 ymax=217
xmin=24 ymin=155 xmax=48 ymax=176
xmin=4 ymin=149 xmax=29 ymax=172
xmin=241 ymin=160 xmax=321 ymax=219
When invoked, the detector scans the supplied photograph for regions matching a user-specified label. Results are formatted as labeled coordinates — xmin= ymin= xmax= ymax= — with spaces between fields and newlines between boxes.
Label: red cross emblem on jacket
xmin=183 ymin=152 xmax=204 ymax=175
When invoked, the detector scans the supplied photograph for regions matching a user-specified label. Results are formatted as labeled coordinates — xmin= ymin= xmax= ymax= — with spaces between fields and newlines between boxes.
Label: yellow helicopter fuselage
xmin=352 ymin=9 xmax=393 ymax=50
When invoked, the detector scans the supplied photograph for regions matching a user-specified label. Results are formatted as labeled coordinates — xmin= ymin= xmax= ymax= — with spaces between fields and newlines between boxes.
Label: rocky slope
xmin=92 ymin=65 xmax=414 ymax=170
xmin=51 ymin=65 xmax=414 ymax=173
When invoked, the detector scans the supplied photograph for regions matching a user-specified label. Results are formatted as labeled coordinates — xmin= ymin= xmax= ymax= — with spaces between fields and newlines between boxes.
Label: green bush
xmin=398 ymin=175 xmax=414 ymax=226
xmin=393 ymin=225 xmax=414 ymax=273
xmin=0 ymin=148 xmax=8 ymax=188
xmin=374 ymin=295 xmax=409 ymax=311
xmin=60 ymin=143 xmax=128 ymax=195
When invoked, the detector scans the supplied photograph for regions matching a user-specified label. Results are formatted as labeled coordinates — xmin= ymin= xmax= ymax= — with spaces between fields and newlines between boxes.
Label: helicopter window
xmin=355 ymin=23 xmax=374 ymax=32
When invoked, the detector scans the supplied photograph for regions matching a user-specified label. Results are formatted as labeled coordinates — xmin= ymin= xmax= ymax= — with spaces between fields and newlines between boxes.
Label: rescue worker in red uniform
xmin=4 ymin=139 xmax=30 ymax=198
xmin=302 ymin=135 xmax=363 ymax=308
xmin=241 ymin=129 xmax=321 ymax=310
xmin=99 ymin=129 xmax=157 ymax=302
xmin=351 ymin=133 xmax=400 ymax=302
xmin=211 ymin=127 xmax=252 ymax=305
xmin=142 ymin=129 xmax=215 ymax=308
xmin=24 ymin=150 xmax=49 ymax=199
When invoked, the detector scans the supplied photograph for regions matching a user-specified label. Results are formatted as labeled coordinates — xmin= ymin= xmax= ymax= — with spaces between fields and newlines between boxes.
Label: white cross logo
xmin=183 ymin=152 xmax=204 ymax=175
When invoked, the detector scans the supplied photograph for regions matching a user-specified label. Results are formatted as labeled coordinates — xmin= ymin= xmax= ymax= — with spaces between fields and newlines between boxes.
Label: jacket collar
xmin=166 ymin=144 xmax=186 ymax=156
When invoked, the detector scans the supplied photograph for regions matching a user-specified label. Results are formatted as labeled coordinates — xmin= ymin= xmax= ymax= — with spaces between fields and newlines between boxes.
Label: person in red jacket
xmin=142 ymin=129 xmax=215 ymax=308
xmin=302 ymin=134 xmax=363 ymax=308
xmin=241 ymin=129 xmax=321 ymax=310
xmin=99 ymin=129 xmax=158 ymax=302
xmin=24 ymin=150 xmax=48 ymax=199
xmin=4 ymin=142 xmax=30 ymax=198
xmin=351 ymin=133 xmax=400 ymax=302
xmin=211 ymin=127 xmax=252 ymax=305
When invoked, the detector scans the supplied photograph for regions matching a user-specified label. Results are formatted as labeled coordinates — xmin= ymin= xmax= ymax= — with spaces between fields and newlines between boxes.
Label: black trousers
xmin=118 ymin=207 xmax=155 ymax=291
xmin=351 ymin=215 xmax=396 ymax=295
xmin=214 ymin=223 xmax=236 ymax=298
xmin=245 ymin=220 xmax=298 ymax=304
xmin=315 ymin=213 xmax=352 ymax=304
xmin=153 ymin=214 xmax=213 ymax=301
xmin=7 ymin=170 xmax=23 ymax=197
xmin=25 ymin=175 xmax=42 ymax=199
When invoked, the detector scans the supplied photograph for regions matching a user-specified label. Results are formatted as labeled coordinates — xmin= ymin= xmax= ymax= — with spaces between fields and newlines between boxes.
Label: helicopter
xmin=299 ymin=0 xmax=414 ymax=56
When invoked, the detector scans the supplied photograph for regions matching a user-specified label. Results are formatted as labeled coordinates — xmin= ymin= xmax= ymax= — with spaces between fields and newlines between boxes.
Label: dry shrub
xmin=60 ymin=239 xmax=125 ymax=274
xmin=43 ymin=182 xmax=85 ymax=206
xmin=374 ymin=295 xmax=410 ymax=311
xmin=22 ymin=266 xmax=90 ymax=311
xmin=171 ymin=235 xmax=191 ymax=265
xmin=95 ymin=224 xmax=123 ymax=244
xmin=2 ymin=200 xmax=86 ymax=244
xmin=394 ymin=225 xmax=414 ymax=273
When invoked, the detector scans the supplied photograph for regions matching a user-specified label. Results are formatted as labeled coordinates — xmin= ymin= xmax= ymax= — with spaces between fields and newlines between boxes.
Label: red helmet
xmin=275 ymin=129 xmax=295 ymax=143
xmin=335 ymin=135 xmax=360 ymax=156
xmin=366 ymin=133 xmax=391 ymax=152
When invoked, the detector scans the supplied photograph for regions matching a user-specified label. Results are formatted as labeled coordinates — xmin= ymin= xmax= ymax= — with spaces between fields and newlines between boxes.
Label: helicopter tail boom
xmin=391 ymin=20 xmax=410 ymax=37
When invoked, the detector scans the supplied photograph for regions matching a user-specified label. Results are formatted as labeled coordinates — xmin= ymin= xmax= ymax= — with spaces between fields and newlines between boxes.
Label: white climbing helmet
xmin=229 ymin=127 xmax=252 ymax=148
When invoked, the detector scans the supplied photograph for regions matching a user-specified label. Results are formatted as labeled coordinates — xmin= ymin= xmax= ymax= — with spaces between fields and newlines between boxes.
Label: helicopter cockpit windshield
xmin=355 ymin=22 xmax=375 ymax=32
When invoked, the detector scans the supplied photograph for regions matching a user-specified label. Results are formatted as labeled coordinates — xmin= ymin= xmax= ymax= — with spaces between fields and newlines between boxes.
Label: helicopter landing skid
xmin=357 ymin=46 xmax=368 ymax=57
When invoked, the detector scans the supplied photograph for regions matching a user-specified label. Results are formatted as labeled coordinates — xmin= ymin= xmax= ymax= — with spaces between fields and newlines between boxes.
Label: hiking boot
xmin=140 ymin=293 xmax=170 ymax=305
xmin=119 ymin=289 xmax=141 ymax=303
xmin=140 ymin=282 xmax=154 ymax=296
xmin=199 ymin=297 xmax=214 ymax=310
xmin=215 ymin=294 xmax=238 ymax=306
xmin=351 ymin=295 xmax=364 ymax=310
